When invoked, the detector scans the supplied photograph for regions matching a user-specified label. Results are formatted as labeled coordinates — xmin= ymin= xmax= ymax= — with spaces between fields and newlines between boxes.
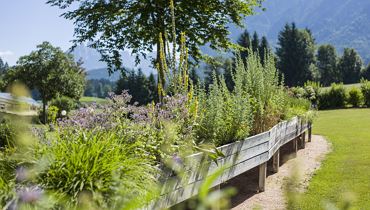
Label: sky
xmin=0 ymin=0 xmax=74 ymax=65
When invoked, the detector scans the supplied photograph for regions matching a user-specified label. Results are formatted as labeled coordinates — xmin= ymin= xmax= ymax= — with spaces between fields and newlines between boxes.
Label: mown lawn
xmin=80 ymin=96 xmax=109 ymax=105
xmin=321 ymin=83 xmax=361 ymax=91
xmin=292 ymin=109 xmax=370 ymax=209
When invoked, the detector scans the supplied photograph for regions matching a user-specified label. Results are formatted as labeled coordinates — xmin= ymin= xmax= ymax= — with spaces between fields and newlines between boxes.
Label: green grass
xmin=80 ymin=96 xmax=109 ymax=105
xmin=321 ymin=83 xmax=361 ymax=91
xmin=292 ymin=109 xmax=370 ymax=209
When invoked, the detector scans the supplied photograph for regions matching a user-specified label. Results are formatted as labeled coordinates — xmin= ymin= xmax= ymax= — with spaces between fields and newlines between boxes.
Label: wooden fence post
xmin=292 ymin=138 xmax=298 ymax=156
xmin=258 ymin=162 xmax=267 ymax=192
xmin=301 ymin=132 xmax=306 ymax=149
xmin=308 ymin=123 xmax=312 ymax=142
xmin=272 ymin=149 xmax=280 ymax=173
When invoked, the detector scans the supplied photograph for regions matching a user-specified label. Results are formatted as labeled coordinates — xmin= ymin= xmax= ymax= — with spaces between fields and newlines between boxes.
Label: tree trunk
xmin=42 ymin=99 xmax=47 ymax=124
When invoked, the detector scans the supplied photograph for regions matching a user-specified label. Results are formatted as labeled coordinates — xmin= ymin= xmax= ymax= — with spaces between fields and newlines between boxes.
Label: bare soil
xmin=221 ymin=135 xmax=331 ymax=210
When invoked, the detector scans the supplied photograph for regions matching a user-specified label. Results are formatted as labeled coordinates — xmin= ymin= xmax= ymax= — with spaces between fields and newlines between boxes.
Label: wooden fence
xmin=147 ymin=117 xmax=312 ymax=209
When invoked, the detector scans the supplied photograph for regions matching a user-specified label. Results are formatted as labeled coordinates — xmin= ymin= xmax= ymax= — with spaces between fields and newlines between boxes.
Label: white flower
xmin=61 ymin=110 xmax=67 ymax=116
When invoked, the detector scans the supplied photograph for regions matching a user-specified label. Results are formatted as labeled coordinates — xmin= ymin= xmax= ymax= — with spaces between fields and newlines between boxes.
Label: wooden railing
xmin=147 ymin=117 xmax=312 ymax=209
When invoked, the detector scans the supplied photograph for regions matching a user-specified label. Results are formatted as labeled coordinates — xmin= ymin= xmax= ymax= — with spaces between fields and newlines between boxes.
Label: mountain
xmin=71 ymin=44 xmax=155 ymax=75
xmin=230 ymin=0 xmax=370 ymax=63
xmin=86 ymin=68 xmax=121 ymax=81
xmin=73 ymin=0 xmax=370 ymax=80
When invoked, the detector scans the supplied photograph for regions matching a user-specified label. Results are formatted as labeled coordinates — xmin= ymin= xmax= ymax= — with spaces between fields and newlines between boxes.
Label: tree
xmin=259 ymin=36 xmax=270 ymax=66
xmin=0 ymin=57 xmax=9 ymax=90
xmin=317 ymin=44 xmax=340 ymax=85
xmin=8 ymin=42 xmax=85 ymax=123
xmin=251 ymin=31 xmax=259 ymax=53
xmin=276 ymin=23 xmax=316 ymax=86
xmin=237 ymin=30 xmax=251 ymax=62
xmin=115 ymin=70 xmax=156 ymax=105
xmin=204 ymin=56 xmax=226 ymax=90
xmin=0 ymin=57 xmax=9 ymax=75
xmin=147 ymin=73 xmax=158 ymax=103
xmin=47 ymin=0 xmax=263 ymax=73
xmin=338 ymin=48 xmax=363 ymax=84
xmin=362 ymin=63 xmax=370 ymax=80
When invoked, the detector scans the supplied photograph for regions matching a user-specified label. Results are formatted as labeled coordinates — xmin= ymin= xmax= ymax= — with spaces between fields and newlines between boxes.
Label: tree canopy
xmin=7 ymin=42 xmax=85 ymax=123
xmin=338 ymin=48 xmax=363 ymax=84
xmin=317 ymin=44 xmax=340 ymax=86
xmin=276 ymin=23 xmax=316 ymax=86
xmin=47 ymin=0 xmax=263 ymax=73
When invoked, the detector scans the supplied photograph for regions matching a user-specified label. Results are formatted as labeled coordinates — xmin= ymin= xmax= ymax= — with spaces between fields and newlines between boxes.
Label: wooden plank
xmin=258 ymin=162 xmax=267 ymax=192
xmin=154 ymin=152 xmax=270 ymax=209
xmin=161 ymin=141 xmax=270 ymax=194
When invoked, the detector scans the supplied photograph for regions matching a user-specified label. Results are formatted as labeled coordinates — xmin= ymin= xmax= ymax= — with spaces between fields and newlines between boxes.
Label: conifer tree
xmin=259 ymin=36 xmax=270 ymax=66
xmin=251 ymin=31 xmax=260 ymax=54
xmin=276 ymin=23 xmax=316 ymax=86
xmin=317 ymin=44 xmax=340 ymax=85
xmin=237 ymin=30 xmax=251 ymax=62
xmin=338 ymin=48 xmax=363 ymax=84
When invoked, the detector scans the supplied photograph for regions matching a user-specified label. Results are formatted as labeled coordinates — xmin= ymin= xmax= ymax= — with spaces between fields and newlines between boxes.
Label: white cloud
xmin=0 ymin=50 xmax=14 ymax=57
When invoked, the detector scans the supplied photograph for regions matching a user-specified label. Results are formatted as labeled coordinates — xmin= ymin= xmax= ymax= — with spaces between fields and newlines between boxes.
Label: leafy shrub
xmin=240 ymin=50 xmax=286 ymax=134
xmin=196 ymin=72 xmax=252 ymax=146
xmin=318 ymin=83 xmax=346 ymax=109
xmin=38 ymin=129 xmax=158 ymax=208
xmin=50 ymin=96 xmax=76 ymax=116
xmin=0 ymin=119 xmax=16 ymax=148
xmin=291 ymin=87 xmax=305 ymax=98
xmin=347 ymin=87 xmax=363 ymax=107
xmin=283 ymin=96 xmax=311 ymax=119
xmin=47 ymin=105 xmax=59 ymax=124
xmin=361 ymin=80 xmax=370 ymax=107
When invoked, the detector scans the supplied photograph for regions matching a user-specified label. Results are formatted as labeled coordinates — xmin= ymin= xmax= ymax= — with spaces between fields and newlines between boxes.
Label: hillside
xmin=73 ymin=0 xmax=370 ymax=79
xmin=234 ymin=0 xmax=370 ymax=63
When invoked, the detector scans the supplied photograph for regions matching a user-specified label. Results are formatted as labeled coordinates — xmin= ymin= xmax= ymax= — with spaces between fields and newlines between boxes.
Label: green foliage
xmin=242 ymin=49 xmax=287 ymax=134
xmin=50 ymin=96 xmax=76 ymax=116
xmin=360 ymin=79 xmax=370 ymax=107
xmin=115 ymin=70 xmax=157 ymax=105
xmin=317 ymin=44 xmax=340 ymax=85
xmin=276 ymin=23 xmax=316 ymax=86
xmin=47 ymin=106 xmax=59 ymax=124
xmin=347 ymin=87 xmax=363 ymax=107
xmin=38 ymin=130 xmax=158 ymax=208
xmin=318 ymin=83 xmax=346 ymax=109
xmin=0 ymin=119 xmax=16 ymax=148
xmin=47 ymin=0 xmax=263 ymax=73
xmin=237 ymin=30 xmax=270 ymax=66
xmin=6 ymin=42 xmax=85 ymax=123
xmin=84 ymin=79 xmax=115 ymax=98
xmin=338 ymin=48 xmax=363 ymax=84
xmin=362 ymin=64 xmax=370 ymax=80
xmin=303 ymin=81 xmax=321 ymax=105
xmin=196 ymin=73 xmax=252 ymax=146
xmin=283 ymin=96 xmax=312 ymax=120
xmin=203 ymin=57 xmax=232 ymax=91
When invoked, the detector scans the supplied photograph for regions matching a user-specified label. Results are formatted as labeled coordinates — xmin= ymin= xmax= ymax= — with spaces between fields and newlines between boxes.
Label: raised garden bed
xmin=147 ymin=116 xmax=312 ymax=209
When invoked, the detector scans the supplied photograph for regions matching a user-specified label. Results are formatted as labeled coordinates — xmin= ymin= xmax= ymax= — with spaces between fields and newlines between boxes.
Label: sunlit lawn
xmin=80 ymin=96 xmax=109 ymax=105
xmin=292 ymin=109 xmax=370 ymax=209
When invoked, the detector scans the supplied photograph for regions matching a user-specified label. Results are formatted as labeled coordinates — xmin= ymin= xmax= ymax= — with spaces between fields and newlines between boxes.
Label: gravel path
xmin=221 ymin=135 xmax=331 ymax=210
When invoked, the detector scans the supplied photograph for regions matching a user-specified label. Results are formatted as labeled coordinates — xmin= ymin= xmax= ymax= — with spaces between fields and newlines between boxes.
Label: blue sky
xmin=0 ymin=0 xmax=74 ymax=65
